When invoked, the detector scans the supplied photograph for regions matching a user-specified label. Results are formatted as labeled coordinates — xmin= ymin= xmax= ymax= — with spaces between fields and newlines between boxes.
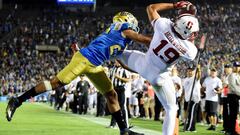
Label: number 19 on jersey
xmin=153 ymin=40 xmax=180 ymax=64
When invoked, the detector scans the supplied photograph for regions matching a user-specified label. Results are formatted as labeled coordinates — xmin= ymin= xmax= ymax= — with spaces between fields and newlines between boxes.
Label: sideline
xmin=36 ymin=103 xmax=162 ymax=135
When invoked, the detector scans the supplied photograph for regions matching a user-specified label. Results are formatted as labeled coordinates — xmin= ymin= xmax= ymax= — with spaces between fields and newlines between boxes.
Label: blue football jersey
xmin=80 ymin=22 xmax=133 ymax=66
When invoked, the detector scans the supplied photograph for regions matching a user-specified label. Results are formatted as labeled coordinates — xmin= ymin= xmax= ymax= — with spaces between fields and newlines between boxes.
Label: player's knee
xmin=165 ymin=104 xmax=178 ymax=114
xmin=50 ymin=77 xmax=64 ymax=89
xmin=61 ymin=79 xmax=71 ymax=85
xmin=155 ymin=77 xmax=166 ymax=86
xmin=43 ymin=81 xmax=52 ymax=91
xmin=105 ymin=90 xmax=118 ymax=104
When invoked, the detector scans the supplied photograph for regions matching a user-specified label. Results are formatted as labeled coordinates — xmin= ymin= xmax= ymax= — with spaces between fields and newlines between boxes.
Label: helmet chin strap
xmin=171 ymin=25 xmax=186 ymax=40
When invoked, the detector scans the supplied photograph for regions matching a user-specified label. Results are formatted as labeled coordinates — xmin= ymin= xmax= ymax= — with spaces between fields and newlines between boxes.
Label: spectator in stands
xmin=202 ymin=68 xmax=223 ymax=131
xmin=0 ymin=4 xmax=239 ymax=134
xmin=221 ymin=64 xmax=232 ymax=133
xmin=226 ymin=62 xmax=240 ymax=135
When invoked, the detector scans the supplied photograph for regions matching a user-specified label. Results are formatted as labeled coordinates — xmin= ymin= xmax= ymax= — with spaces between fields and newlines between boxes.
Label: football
xmin=178 ymin=4 xmax=197 ymax=16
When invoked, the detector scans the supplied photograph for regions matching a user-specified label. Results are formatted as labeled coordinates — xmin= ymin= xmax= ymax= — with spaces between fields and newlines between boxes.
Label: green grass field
xmin=0 ymin=102 xmax=223 ymax=135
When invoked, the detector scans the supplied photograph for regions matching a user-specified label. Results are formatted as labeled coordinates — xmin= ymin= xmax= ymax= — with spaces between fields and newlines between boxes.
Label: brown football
xmin=178 ymin=4 xmax=197 ymax=16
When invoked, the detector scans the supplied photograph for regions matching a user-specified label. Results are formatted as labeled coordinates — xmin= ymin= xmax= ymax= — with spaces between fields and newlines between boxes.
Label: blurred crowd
xmin=0 ymin=2 xmax=240 ymax=133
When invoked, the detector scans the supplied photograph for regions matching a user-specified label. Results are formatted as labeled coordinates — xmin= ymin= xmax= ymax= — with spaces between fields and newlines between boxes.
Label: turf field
xmin=0 ymin=102 xmax=223 ymax=135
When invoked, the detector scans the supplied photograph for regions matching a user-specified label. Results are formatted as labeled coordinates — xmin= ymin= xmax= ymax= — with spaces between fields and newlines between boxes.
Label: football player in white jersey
xmin=118 ymin=1 xmax=199 ymax=135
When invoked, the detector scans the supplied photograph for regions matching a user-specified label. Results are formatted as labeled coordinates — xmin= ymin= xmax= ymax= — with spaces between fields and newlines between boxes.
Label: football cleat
xmin=6 ymin=97 xmax=21 ymax=122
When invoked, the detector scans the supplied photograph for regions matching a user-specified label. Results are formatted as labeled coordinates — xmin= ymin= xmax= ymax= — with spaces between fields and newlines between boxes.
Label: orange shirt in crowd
xmin=147 ymin=85 xmax=154 ymax=98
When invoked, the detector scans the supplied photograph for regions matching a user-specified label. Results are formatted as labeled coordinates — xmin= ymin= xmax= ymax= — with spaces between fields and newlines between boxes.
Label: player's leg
xmin=6 ymin=77 xmax=65 ymax=121
xmin=109 ymin=86 xmax=127 ymax=128
xmin=86 ymin=67 xmax=143 ymax=135
xmin=152 ymin=75 xmax=178 ymax=135
xmin=118 ymin=50 xmax=146 ymax=73
xmin=6 ymin=52 xmax=88 ymax=121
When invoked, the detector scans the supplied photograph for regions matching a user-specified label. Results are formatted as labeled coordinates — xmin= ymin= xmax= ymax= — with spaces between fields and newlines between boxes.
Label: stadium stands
xmin=0 ymin=3 xmax=239 ymax=133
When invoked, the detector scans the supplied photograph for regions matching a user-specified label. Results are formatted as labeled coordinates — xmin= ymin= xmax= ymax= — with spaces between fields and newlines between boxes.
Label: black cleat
xmin=6 ymin=97 xmax=21 ymax=122
xmin=121 ymin=129 xmax=144 ymax=135
xmin=207 ymin=125 xmax=216 ymax=131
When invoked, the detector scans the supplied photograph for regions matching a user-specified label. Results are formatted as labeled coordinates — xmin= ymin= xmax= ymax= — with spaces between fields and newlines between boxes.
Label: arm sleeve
xmin=151 ymin=17 xmax=172 ymax=32
xmin=229 ymin=74 xmax=240 ymax=96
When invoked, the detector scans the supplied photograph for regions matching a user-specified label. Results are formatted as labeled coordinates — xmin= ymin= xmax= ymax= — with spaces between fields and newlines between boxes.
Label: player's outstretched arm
xmin=146 ymin=1 xmax=192 ymax=22
xmin=146 ymin=3 xmax=174 ymax=22
xmin=122 ymin=29 xmax=152 ymax=47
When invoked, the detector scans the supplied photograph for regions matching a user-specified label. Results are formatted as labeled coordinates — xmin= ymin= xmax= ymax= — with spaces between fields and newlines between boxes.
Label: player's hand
xmin=173 ymin=1 xmax=192 ymax=9
xmin=174 ymin=1 xmax=197 ymax=16
xmin=71 ymin=42 xmax=80 ymax=53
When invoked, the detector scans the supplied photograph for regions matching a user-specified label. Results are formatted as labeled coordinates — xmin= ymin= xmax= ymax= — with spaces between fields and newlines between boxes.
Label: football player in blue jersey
xmin=6 ymin=12 xmax=151 ymax=135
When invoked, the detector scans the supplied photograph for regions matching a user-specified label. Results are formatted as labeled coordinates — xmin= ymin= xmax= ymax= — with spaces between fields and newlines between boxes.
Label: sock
xmin=18 ymin=87 xmax=38 ymax=103
xmin=112 ymin=110 xmax=127 ymax=131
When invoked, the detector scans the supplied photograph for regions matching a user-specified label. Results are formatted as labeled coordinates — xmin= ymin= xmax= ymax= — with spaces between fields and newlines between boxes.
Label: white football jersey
xmin=120 ymin=17 xmax=198 ymax=85
xmin=146 ymin=17 xmax=198 ymax=72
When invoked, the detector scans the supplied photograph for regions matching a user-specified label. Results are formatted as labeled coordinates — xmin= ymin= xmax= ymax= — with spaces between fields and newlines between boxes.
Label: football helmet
xmin=173 ymin=14 xmax=199 ymax=40
xmin=113 ymin=11 xmax=139 ymax=32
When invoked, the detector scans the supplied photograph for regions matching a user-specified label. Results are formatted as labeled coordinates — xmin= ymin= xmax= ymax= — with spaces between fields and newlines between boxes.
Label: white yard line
xmin=79 ymin=115 xmax=162 ymax=135
xmin=37 ymin=103 xmax=162 ymax=135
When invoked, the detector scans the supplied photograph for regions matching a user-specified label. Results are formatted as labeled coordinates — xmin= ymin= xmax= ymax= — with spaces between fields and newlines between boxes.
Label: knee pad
xmin=44 ymin=81 xmax=52 ymax=91
xmin=165 ymin=104 xmax=178 ymax=114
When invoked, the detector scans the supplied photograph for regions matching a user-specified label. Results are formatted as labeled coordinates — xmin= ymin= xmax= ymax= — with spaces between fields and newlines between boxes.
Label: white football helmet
xmin=173 ymin=14 xmax=199 ymax=40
